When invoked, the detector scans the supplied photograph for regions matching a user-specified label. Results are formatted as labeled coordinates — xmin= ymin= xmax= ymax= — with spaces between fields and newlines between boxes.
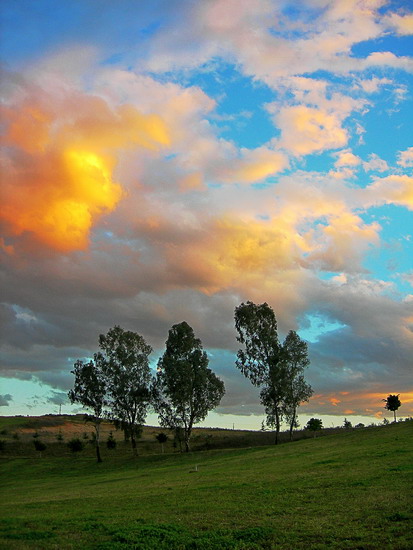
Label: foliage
xmin=155 ymin=432 xmax=168 ymax=453
xmin=33 ymin=440 xmax=46 ymax=454
xmin=0 ymin=440 xmax=5 ymax=451
xmin=155 ymin=432 xmax=168 ymax=444
xmin=280 ymin=330 xmax=313 ymax=440
xmin=383 ymin=394 xmax=402 ymax=422
xmin=106 ymin=432 xmax=117 ymax=450
xmin=235 ymin=302 xmax=312 ymax=444
xmin=68 ymin=359 xmax=106 ymax=463
xmin=154 ymin=321 xmax=225 ymax=452
xmin=97 ymin=325 xmax=153 ymax=455
xmin=235 ymin=301 xmax=284 ymax=443
xmin=67 ymin=438 xmax=85 ymax=453
xmin=343 ymin=418 xmax=352 ymax=429
xmin=306 ymin=418 xmax=323 ymax=436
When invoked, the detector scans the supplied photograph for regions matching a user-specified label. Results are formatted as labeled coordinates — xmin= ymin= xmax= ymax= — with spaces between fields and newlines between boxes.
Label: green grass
xmin=0 ymin=421 xmax=412 ymax=549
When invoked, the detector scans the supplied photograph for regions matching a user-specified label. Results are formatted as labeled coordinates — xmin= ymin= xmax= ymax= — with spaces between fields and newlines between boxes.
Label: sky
xmin=0 ymin=0 xmax=412 ymax=430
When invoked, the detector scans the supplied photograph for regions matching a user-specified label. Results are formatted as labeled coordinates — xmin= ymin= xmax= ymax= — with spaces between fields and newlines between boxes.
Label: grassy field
xmin=0 ymin=419 xmax=412 ymax=549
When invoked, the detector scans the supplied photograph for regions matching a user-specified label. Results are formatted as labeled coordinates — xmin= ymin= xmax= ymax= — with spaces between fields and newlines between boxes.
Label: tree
xmin=343 ymin=418 xmax=352 ymax=429
xmin=383 ymin=394 xmax=401 ymax=422
xmin=33 ymin=439 xmax=46 ymax=457
xmin=234 ymin=301 xmax=284 ymax=444
xmin=155 ymin=432 xmax=168 ymax=453
xmin=97 ymin=325 xmax=153 ymax=456
xmin=153 ymin=321 xmax=225 ymax=452
xmin=280 ymin=330 xmax=313 ymax=441
xmin=68 ymin=359 xmax=106 ymax=463
xmin=306 ymin=417 xmax=323 ymax=437
xmin=67 ymin=438 xmax=85 ymax=454
xmin=106 ymin=432 xmax=117 ymax=450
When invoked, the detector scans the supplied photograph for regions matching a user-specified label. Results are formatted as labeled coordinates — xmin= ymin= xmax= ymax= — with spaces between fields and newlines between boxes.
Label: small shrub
xmin=306 ymin=418 xmax=323 ymax=437
xmin=0 ymin=429 xmax=8 ymax=435
xmin=155 ymin=432 xmax=168 ymax=453
xmin=0 ymin=439 xmax=6 ymax=451
xmin=33 ymin=431 xmax=40 ymax=439
xmin=82 ymin=432 xmax=90 ymax=440
xmin=12 ymin=432 xmax=20 ymax=440
xmin=67 ymin=438 xmax=85 ymax=454
xmin=56 ymin=430 xmax=64 ymax=442
xmin=106 ymin=432 xmax=117 ymax=449
xmin=33 ymin=440 xmax=46 ymax=456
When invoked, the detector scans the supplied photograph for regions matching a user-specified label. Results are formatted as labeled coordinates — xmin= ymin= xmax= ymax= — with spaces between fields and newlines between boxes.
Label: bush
xmin=0 ymin=440 xmax=6 ymax=451
xmin=67 ymin=438 xmax=85 ymax=453
xmin=106 ymin=432 xmax=117 ymax=449
xmin=33 ymin=440 xmax=46 ymax=453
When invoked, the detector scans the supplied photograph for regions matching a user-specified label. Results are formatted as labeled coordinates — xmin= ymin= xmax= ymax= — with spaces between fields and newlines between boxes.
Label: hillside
xmin=0 ymin=414 xmax=340 ymax=456
xmin=0 ymin=419 xmax=412 ymax=549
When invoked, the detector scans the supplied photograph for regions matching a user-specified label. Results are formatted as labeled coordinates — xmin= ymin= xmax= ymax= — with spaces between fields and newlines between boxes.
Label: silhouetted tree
xmin=383 ymin=394 xmax=401 ymax=422
xmin=306 ymin=417 xmax=323 ymax=437
xmin=68 ymin=359 xmax=106 ymax=463
xmin=153 ymin=321 xmax=225 ymax=452
xmin=97 ymin=325 xmax=153 ymax=456
xmin=33 ymin=439 xmax=46 ymax=457
xmin=343 ymin=418 xmax=352 ymax=429
xmin=155 ymin=432 xmax=168 ymax=453
xmin=280 ymin=330 xmax=313 ymax=440
xmin=234 ymin=301 xmax=285 ymax=444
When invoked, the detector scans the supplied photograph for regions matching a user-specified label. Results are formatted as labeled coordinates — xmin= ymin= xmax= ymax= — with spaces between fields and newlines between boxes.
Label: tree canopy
xmin=383 ymin=394 xmax=401 ymax=422
xmin=235 ymin=301 xmax=312 ymax=444
xmin=97 ymin=325 xmax=153 ymax=455
xmin=68 ymin=359 xmax=106 ymax=462
xmin=153 ymin=321 xmax=225 ymax=452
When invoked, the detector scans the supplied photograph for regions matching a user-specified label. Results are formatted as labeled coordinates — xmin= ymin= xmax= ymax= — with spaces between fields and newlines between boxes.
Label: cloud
xmin=365 ymin=175 xmax=413 ymax=210
xmin=275 ymin=105 xmax=348 ymax=155
xmin=384 ymin=12 xmax=413 ymax=35
xmin=47 ymin=391 xmax=68 ymax=406
xmin=1 ymin=1 xmax=412 ymax=424
xmin=0 ymin=71 xmax=170 ymax=253
xmin=0 ymin=394 xmax=13 ymax=407
xmin=333 ymin=149 xmax=361 ymax=168
xmin=398 ymin=147 xmax=413 ymax=168
xmin=362 ymin=153 xmax=389 ymax=173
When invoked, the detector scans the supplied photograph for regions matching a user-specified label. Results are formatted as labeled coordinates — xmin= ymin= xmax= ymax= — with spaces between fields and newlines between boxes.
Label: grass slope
xmin=0 ymin=422 xmax=412 ymax=549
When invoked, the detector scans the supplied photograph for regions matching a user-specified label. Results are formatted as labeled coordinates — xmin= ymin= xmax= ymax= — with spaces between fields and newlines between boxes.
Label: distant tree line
xmin=69 ymin=301 xmax=315 ymax=461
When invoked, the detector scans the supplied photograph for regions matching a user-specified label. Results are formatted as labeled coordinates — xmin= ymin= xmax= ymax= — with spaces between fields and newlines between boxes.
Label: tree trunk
xmin=394 ymin=410 xmax=397 ymax=422
xmin=184 ymin=426 xmax=192 ymax=452
xmin=95 ymin=423 xmax=102 ymax=463
xmin=274 ymin=409 xmax=280 ymax=445
xmin=289 ymin=410 xmax=296 ymax=441
xmin=131 ymin=435 xmax=138 ymax=456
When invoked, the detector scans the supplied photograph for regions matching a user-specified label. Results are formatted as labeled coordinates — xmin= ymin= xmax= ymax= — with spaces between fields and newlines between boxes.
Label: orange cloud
xmin=329 ymin=397 xmax=341 ymax=406
xmin=1 ymin=86 xmax=170 ymax=252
